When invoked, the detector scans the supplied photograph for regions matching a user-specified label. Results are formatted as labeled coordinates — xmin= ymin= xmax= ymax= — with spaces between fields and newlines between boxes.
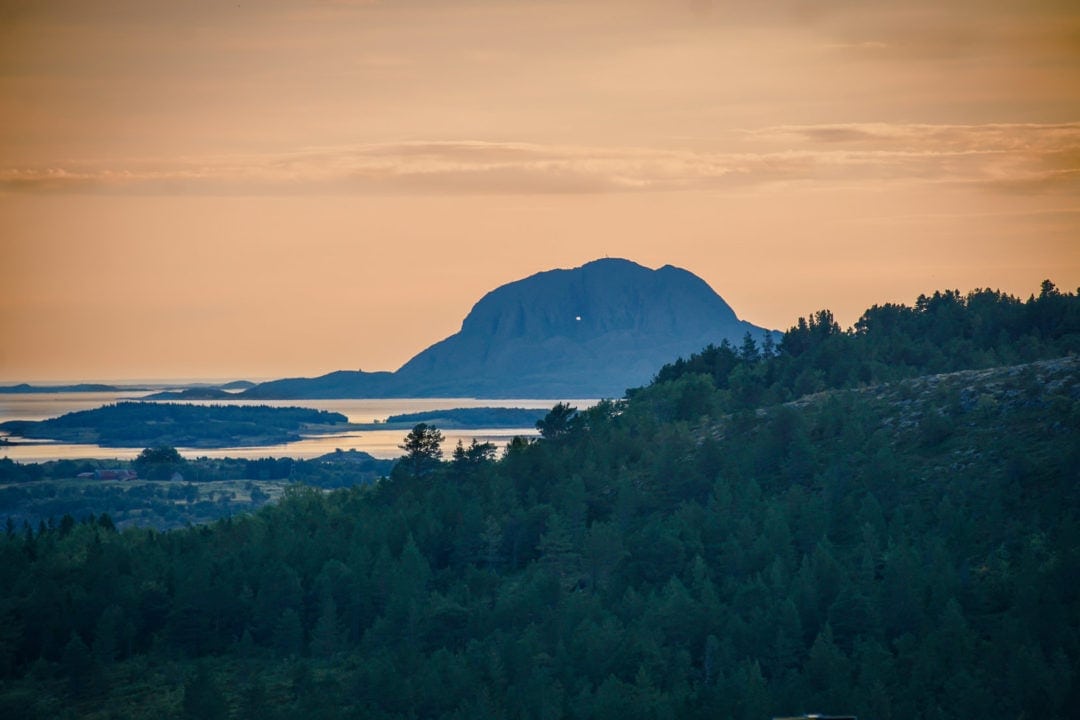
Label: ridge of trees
xmin=0 ymin=281 xmax=1076 ymax=719
xmin=647 ymin=280 xmax=1079 ymax=413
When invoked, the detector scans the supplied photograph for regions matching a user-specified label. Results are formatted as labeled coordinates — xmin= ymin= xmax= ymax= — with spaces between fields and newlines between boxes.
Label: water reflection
xmin=0 ymin=392 xmax=594 ymax=462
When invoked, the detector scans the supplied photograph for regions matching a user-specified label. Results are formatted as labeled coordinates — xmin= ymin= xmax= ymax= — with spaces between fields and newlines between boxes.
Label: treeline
xmin=649 ymin=280 xmax=1079 ymax=414
xmin=0 ymin=283 xmax=1076 ymax=719
xmin=0 ymin=365 xmax=1075 ymax=717
xmin=1 ymin=482 xmax=262 ymax=533
xmin=0 ymin=452 xmax=391 ymax=487
xmin=0 ymin=452 xmax=392 ymax=531
xmin=0 ymin=402 xmax=350 ymax=448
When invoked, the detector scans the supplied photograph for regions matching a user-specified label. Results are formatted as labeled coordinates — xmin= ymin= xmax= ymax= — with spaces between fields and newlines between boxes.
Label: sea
xmin=0 ymin=391 xmax=596 ymax=463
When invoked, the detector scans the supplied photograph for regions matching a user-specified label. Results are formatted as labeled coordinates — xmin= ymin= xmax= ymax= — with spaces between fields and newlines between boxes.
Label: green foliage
xmin=61 ymin=632 xmax=98 ymax=700
xmin=536 ymin=402 xmax=578 ymax=439
xmin=0 ymin=453 xmax=393 ymax=532
xmin=133 ymin=445 xmax=187 ymax=480
xmin=650 ymin=281 xmax=1080 ymax=412
xmin=134 ymin=446 xmax=182 ymax=466
xmin=0 ymin=281 xmax=1077 ymax=719
xmin=397 ymin=423 xmax=445 ymax=477
xmin=182 ymin=662 xmax=228 ymax=720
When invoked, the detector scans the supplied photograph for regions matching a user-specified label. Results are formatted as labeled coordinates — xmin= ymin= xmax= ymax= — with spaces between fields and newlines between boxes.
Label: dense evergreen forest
xmin=649 ymin=280 xmax=1079 ymax=412
xmin=0 ymin=282 xmax=1077 ymax=719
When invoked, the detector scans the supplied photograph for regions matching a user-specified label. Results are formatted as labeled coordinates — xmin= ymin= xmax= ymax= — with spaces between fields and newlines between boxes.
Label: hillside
xmin=1 ymin=281 xmax=1077 ymax=719
xmin=1 ymin=360 xmax=1074 ymax=718
xmin=242 ymin=258 xmax=772 ymax=398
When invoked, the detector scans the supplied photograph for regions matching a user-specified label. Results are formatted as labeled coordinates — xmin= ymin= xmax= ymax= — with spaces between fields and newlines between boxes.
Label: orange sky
xmin=1 ymin=0 xmax=1078 ymax=382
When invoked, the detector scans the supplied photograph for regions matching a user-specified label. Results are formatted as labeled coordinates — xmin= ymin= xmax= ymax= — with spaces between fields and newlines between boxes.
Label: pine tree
xmin=274 ymin=608 xmax=304 ymax=657
xmin=61 ymin=631 xmax=98 ymax=700
xmin=398 ymin=423 xmax=444 ymax=477
xmin=538 ymin=513 xmax=583 ymax=590
xmin=310 ymin=597 xmax=344 ymax=657
xmin=182 ymin=662 xmax=228 ymax=720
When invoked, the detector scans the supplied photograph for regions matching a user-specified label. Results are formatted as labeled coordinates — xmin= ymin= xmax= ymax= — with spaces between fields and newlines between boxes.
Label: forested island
xmin=0 ymin=404 xmax=549 ymax=451
xmin=0 ymin=403 xmax=354 ymax=449
xmin=0 ymin=282 xmax=1077 ymax=719
xmin=372 ymin=407 xmax=547 ymax=430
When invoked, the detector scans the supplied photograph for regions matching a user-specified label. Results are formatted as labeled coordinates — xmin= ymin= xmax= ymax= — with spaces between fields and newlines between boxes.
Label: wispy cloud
xmin=3 ymin=123 xmax=1078 ymax=196
xmin=755 ymin=122 xmax=1080 ymax=193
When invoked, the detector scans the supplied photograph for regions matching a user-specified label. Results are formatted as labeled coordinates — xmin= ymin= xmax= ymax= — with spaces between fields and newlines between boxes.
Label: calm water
xmin=0 ymin=393 xmax=596 ymax=462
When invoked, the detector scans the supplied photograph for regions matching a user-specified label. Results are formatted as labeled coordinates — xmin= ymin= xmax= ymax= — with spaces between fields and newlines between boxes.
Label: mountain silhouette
xmin=243 ymin=258 xmax=772 ymax=398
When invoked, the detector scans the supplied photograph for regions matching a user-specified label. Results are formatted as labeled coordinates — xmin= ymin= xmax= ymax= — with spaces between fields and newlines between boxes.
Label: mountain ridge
xmin=244 ymin=258 xmax=772 ymax=398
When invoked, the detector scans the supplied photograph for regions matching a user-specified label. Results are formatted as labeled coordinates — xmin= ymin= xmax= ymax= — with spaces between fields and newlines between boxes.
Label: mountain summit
xmin=394 ymin=258 xmax=770 ymax=396
xmin=245 ymin=258 xmax=772 ymax=398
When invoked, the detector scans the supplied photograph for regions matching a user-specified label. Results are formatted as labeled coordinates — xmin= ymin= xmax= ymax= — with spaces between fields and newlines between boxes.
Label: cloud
xmin=761 ymin=122 xmax=1080 ymax=149
xmin=753 ymin=122 xmax=1080 ymax=193
xmin=3 ymin=123 xmax=1078 ymax=196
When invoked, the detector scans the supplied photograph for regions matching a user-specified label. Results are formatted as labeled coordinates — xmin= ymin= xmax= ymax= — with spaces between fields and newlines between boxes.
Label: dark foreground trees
xmin=650 ymin=280 xmax=1080 ymax=411
xmin=396 ymin=422 xmax=444 ymax=477
xmin=0 ymin=282 xmax=1076 ymax=720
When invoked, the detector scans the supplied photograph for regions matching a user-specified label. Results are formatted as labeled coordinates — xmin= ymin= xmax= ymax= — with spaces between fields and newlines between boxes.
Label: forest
xmin=0 ymin=282 xmax=1077 ymax=719
xmin=0 ymin=450 xmax=393 ymax=531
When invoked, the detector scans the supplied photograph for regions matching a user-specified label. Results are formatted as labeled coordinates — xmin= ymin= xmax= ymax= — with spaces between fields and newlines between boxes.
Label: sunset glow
xmin=2 ymin=0 xmax=1078 ymax=382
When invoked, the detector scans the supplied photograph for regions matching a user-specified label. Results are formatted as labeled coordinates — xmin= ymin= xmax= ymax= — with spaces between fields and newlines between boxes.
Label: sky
xmin=1 ymin=0 xmax=1078 ymax=382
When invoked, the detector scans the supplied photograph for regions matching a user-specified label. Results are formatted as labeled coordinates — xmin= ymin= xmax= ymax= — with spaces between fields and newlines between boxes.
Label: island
xmin=0 ymin=380 xmax=255 ymax=395
xmin=359 ymin=407 xmax=548 ymax=430
xmin=0 ymin=402 xmax=356 ymax=449
xmin=140 ymin=387 xmax=237 ymax=401
xmin=0 ymin=403 xmax=550 ymax=450
xmin=0 ymin=383 xmax=127 ymax=394
xmin=139 ymin=380 xmax=257 ymax=400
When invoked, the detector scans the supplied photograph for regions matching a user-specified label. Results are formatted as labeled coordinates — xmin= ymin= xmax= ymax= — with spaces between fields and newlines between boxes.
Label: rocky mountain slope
xmin=244 ymin=258 xmax=771 ymax=398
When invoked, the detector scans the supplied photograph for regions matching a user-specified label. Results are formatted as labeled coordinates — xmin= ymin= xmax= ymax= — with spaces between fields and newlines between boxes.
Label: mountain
xmin=393 ymin=258 xmax=770 ymax=396
xmin=241 ymin=369 xmax=398 ymax=399
xmin=243 ymin=258 xmax=772 ymax=398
